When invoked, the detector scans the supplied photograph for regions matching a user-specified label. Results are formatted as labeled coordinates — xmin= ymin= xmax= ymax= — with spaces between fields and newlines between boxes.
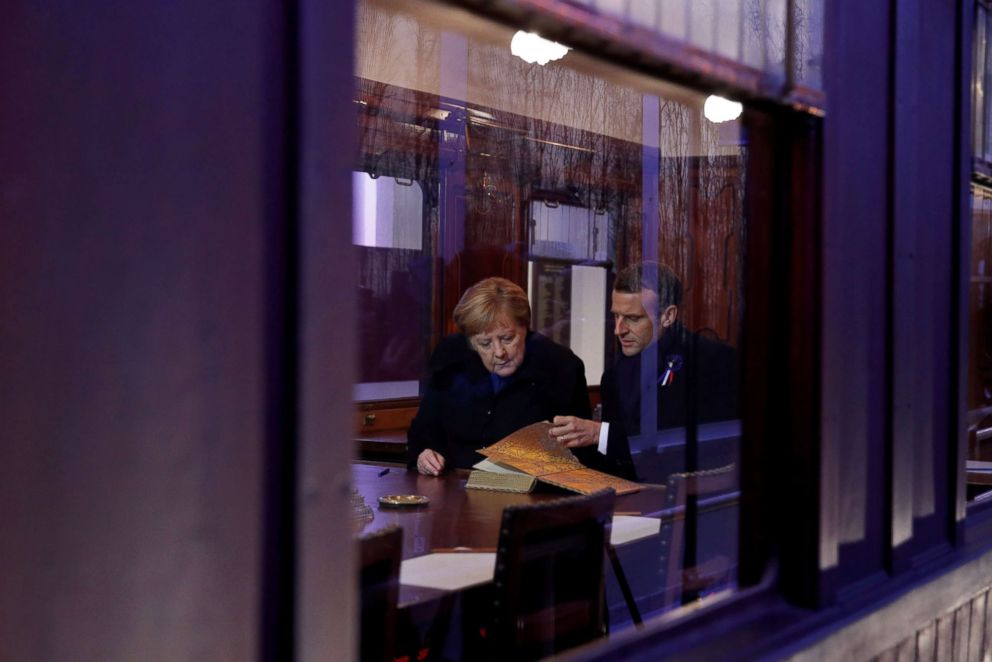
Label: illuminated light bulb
xmin=510 ymin=30 xmax=570 ymax=65
xmin=704 ymin=95 xmax=743 ymax=123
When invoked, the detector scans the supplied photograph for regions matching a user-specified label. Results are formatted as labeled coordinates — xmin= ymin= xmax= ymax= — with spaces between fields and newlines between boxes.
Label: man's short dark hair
xmin=613 ymin=261 xmax=683 ymax=309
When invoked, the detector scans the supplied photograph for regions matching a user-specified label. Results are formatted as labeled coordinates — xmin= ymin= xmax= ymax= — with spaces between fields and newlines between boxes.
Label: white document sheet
xmin=610 ymin=515 xmax=661 ymax=546
xmin=399 ymin=517 xmax=659 ymax=590
xmin=399 ymin=553 xmax=497 ymax=590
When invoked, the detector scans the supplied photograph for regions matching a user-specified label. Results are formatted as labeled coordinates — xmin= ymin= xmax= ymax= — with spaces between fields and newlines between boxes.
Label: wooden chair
xmin=659 ymin=464 xmax=738 ymax=608
xmin=486 ymin=489 xmax=616 ymax=661
xmin=968 ymin=412 xmax=992 ymax=460
xmin=359 ymin=526 xmax=403 ymax=662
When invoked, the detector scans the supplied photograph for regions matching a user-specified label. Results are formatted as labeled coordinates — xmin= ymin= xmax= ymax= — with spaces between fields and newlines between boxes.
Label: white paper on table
xmin=967 ymin=460 xmax=992 ymax=472
xmin=400 ymin=553 xmax=497 ymax=591
xmin=610 ymin=515 xmax=661 ymax=546
xmin=399 ymin=519 xmax=659 ymax=590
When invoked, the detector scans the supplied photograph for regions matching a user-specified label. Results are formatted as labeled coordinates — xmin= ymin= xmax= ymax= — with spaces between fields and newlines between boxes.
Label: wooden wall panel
xmin=873 ymin=646 xmax=896 ymax=662
xmin=893 ymin=636 xmax=915 ymax=662
xmin=916 ymin=623 xmax=936 ymax=662
xmin=779 ymin=544 xmax=992 ymax=661
xmin=935 ymin=612 xmax=955 ymax=662
xmin=955 ymin=603 xmax=971 ymax=658
xmin=984 ymin=590 xmax=992 ymax=656
xmin=870 ymin=589 xmax=991 ymax=662
xmin=966 ymin=593 xmax=986 ymax=658
xmin=885 ymin=637 xmax=915 ymax=662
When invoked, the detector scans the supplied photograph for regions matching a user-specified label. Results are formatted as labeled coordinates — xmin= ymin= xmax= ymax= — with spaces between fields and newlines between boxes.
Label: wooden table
xmin=352 ymin=462 xmax=668 ymax=607
xmin=353 ymin=462 xmax=670 ymax=658
xmin=352 ymin=462 xmax=738 ymax=657
xmin=353 ymin=463 xmax=666 ymax=553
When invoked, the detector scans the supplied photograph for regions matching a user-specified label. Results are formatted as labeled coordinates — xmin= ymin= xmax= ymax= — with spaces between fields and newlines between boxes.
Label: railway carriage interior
xmin=350 ymin=0 xmax=750 ymax=644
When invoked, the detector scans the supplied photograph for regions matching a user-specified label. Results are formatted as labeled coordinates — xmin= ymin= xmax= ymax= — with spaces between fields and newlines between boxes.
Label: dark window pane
xmin=351 ymin=0 xmax=751 ymax=653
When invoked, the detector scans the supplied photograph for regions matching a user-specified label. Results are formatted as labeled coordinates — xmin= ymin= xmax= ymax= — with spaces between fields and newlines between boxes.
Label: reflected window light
xmin=704 ymin=95 xmax=743 ymax=123
xmin=352 ymin=172 xmax=423 ymax=249
xmin=353 ymin=172 xmax=378 ymax=247
xmin=510 ymin=30 xmax=570 ymax=65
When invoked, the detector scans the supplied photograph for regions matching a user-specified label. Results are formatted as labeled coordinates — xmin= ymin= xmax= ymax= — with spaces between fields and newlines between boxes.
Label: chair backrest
xmin=660 ymin=464 xmax=738 ymax=607
xmin=490 ymin=489 xmax=616 ymax=660
xmin=359 ymin=526 xmax=403 ymax=662
xmin=970 ymin=413 xmax=992 ymax=460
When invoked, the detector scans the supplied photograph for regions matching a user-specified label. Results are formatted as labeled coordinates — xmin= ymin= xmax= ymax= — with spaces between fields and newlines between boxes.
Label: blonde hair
xmin=452 ymin=277 xmax=531 ymax=336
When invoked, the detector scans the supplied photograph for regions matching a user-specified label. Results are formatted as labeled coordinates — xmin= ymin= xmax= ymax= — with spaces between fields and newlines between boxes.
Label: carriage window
xmin=528 ymin=201 xmax=612 ymax=385
xmin=352 ymin=0 xmax=748 ymax=645
xmin=352 ymin=172 xmax=425 ymax=250
xmin=352 ymin=171 xmax=433 ymax=400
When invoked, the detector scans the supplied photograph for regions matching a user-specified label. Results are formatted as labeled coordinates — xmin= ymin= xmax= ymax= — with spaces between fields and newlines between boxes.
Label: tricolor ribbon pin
xmin=658 ymin=354 xmax=683 ymax=387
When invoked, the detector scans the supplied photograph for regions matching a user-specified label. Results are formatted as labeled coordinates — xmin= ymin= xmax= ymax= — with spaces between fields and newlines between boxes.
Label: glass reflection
xmin=351 ymin=0 xmax=748 ymax=647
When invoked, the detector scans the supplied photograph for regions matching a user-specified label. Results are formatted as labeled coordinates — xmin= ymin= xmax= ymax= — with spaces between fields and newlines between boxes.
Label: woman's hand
xmin=416 ymin=448 xmax=446 ymax=476
xmin=549 ymin=415 xmax=602 ymax=449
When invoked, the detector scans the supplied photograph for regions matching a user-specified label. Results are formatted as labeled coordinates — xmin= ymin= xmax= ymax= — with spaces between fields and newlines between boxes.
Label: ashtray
xmin=378 ymin=494 xmax=430 ymax=508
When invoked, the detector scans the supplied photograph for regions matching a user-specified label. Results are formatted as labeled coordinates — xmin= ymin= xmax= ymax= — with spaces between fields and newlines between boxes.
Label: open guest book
xmin=470 ymin=421 xmax=641 ymax=496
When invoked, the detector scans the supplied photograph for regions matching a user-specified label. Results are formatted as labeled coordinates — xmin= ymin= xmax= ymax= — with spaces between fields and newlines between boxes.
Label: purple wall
xmin=0 ymin=1 xmax=337 ymax=659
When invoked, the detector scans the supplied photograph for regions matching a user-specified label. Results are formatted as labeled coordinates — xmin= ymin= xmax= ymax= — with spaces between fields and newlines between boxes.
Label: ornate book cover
xmin=479 ymin=421 xmax=641 ymax=496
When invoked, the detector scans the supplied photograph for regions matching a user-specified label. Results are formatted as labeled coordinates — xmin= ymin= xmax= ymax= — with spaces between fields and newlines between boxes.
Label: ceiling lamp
xmin=510 ymin=30 xmax=570 ymax=65
xmin=704 ymin=95 xmax=743 ymax=123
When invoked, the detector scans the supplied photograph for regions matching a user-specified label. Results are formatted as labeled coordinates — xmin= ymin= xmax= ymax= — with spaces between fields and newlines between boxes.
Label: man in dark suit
xmin=550 ymin=262 xmax=738 ymax=482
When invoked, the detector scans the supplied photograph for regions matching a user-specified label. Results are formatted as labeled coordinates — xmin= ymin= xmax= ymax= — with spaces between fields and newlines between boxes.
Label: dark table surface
xmin=352 ymin=462 xmax=668 ymax=610
xmin=352 ymin=462 xmax=666 ymax=559
xmin=352 ymin=462 xmax=726 ymax=652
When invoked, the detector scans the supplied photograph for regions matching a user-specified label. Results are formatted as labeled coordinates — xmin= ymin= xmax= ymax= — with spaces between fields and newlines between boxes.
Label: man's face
xmin=611 ymin=288 xmax=677 ymax=356
xmin=469 ymin=319 xmax=527 ymax=377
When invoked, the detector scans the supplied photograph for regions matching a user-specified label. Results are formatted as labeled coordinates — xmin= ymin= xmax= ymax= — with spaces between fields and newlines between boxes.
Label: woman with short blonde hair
xmin=408 ymin=276 xmax=590 ymax=475
xmin=451 ymin=277 xmax=531 ymax=336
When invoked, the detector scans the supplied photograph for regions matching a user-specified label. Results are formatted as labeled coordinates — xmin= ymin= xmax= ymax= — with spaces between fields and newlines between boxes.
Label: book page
xmin=480 ymin=421 xmax=641 ymax=495
xmin=541 ymin=466 xmax=641 ymax=496
xmin=472 ymin=458 xmax=530 ymax=475
xmin=480 ymin=421 xmax=583 ymax=475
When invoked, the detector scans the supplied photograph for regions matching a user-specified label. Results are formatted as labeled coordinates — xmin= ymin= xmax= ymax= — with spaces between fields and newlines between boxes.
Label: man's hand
xmin=416 ymin=448 xmax=446 ymax=476
xmin=549 ymin=415 xmax=602 ymax=449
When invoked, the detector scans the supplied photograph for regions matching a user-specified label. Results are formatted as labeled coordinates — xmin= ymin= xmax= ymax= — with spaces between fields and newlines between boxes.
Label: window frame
xmin=356 ymin=0 xmax=825 ymax=632
xmin=310 ymin=0 xmax=992 ymax=657
xmin=966 ymin=1 xmax=992 ymax=522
